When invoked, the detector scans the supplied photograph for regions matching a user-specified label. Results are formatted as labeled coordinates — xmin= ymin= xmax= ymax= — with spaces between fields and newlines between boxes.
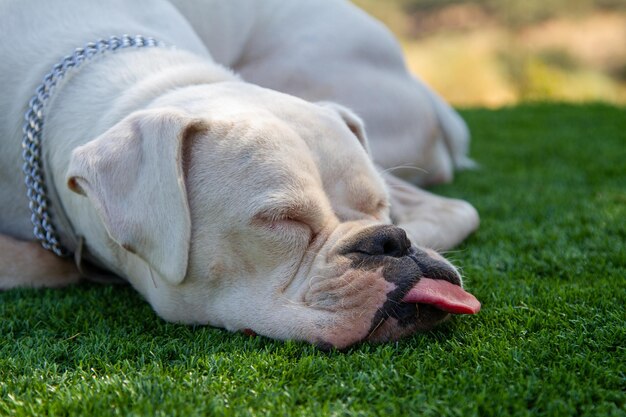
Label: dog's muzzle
xmin=341 ymin=225 xmax=480 ymax=330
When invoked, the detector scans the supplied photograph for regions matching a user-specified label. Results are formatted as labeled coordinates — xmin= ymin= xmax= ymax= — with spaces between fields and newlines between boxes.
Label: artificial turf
xmin=1 ymin=103 xmax=624 ymax=416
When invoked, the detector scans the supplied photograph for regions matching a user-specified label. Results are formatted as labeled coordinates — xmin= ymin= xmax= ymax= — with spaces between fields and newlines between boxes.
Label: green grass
xmin=1 ymin=103 xmax=625 ymax=416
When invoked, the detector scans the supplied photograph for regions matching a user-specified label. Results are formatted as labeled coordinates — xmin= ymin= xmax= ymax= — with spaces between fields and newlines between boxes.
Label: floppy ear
xmin=66 ymin=108 xmax=205 ymax=286
xmin=317 ymin=101 xmax=370 ymax=154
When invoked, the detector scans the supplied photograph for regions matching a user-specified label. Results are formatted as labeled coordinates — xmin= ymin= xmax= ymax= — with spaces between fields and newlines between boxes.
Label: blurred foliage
xmin=400 ymin=0 xmax=626 ymax=26
xmin=353 ymin=0 xmax=626 ymax=105
xmin=499 ymin=50 xmax=620 ymax=102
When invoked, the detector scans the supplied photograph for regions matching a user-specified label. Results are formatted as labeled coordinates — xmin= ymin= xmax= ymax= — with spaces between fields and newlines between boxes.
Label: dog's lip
xmin=401 ymin=278 xmax=481 ymax=314
xmin=406 ymin=250 xmax=461 ymax=286
xmin=401 ymin=249 xmax=480 ymax=314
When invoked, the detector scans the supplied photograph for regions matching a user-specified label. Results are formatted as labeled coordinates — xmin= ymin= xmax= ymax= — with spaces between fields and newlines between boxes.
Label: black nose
xmin=343 ymin=225 xmax=411 ymax=258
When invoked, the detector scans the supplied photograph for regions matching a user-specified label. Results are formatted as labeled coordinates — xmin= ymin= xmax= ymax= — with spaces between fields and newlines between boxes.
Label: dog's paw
xmin=398 ymin=198 xmax=479 ymax=251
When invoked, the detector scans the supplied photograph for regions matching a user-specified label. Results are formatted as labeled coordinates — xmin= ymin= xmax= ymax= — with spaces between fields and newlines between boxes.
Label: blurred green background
xmin=354 ymin=0 xmax=626 ymax=106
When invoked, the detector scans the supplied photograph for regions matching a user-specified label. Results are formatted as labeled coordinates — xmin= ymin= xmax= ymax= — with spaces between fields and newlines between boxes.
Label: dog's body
xmin=0 ymin=0 xmax=480 ymax=348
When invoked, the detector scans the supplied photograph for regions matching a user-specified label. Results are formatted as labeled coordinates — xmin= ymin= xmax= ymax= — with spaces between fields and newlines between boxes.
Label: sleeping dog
xmin=0 ymin=0 xmax=480 ymax=348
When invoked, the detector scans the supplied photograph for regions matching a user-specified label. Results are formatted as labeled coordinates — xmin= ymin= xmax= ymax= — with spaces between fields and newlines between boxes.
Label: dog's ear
xmin=66 ymin=108 xmax=206 ymax=286
xmin=317 ymin=101 xmax=370 ymax=154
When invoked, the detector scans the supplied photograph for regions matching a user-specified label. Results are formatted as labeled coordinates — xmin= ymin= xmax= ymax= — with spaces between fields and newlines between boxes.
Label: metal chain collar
xmin=22 ymin=34 xmax=165 ymax=257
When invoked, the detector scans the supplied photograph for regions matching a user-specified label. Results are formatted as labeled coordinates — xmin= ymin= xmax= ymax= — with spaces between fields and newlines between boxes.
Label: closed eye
xmin=252 ymin=198 xmax=324 ymax=232
xmin=251 ymin=212 xmax=316 ymax=246
xmin=374 ymin=199 xmax=389 ymax=213
xmin=253 ymin=214 xmax=309 ymax=230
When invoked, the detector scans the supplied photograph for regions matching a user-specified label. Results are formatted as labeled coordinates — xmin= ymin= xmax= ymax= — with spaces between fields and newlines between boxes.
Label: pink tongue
xmin=401 ymin=278 xmax=481 ymax=314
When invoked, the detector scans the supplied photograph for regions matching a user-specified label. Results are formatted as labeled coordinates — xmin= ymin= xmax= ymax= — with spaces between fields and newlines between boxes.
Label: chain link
xmin=22 ymin=34 xmax=165 ymax=257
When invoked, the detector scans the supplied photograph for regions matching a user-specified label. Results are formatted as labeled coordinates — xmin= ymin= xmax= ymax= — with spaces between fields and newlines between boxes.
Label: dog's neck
xmin=41 ymin=47 xmax=237 ymax=271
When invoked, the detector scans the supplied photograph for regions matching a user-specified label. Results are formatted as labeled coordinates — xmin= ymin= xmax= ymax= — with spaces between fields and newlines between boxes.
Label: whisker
xmin=438 ymin=248 xmax=468 ymax=256
xmin=148 ymin=265 xmax=157 ymax=289
xmin=382 ymin=165 xmax=429 ymax=174
xmin=367 ymin=314 xmax=386 ymax=339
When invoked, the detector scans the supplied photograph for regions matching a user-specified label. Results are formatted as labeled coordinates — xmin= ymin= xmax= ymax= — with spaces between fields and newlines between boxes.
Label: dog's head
xmin=66 ymin=82 xmax=479 ymax=349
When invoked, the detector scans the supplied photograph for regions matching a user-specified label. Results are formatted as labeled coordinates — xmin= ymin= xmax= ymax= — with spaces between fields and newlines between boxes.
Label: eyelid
xmin=375 ymin=199 xmax=389 ymax=211
xmin=251 ymin=208 xmax=314 ymax=233
xmin=254 ymin=207 xmax=305 ymax=223
xmin=251 ymin=213 xmax=314 ymax=246
xmin=253 ymin=201 xmax=324 ymax=229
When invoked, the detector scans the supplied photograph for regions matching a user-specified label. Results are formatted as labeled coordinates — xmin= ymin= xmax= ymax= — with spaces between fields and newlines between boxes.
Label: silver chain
xmin=22 ymin=34 xmax=165 ymax=257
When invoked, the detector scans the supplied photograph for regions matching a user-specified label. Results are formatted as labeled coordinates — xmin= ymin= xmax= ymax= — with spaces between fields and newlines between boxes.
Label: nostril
xmin=380 ymin=235 xmax=404 ymax=257
xmin=345 ymin=225 xmax=411 ymax=258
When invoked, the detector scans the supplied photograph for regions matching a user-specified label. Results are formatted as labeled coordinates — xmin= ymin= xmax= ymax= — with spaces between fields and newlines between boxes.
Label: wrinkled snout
xmin=337 ymin=225 xmax=480 ymax=344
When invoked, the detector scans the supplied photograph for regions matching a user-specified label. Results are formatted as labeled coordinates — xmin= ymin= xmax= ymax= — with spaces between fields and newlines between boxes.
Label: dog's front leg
xmin=0 ymin=234 xmax=81 ymax=289
xmin=380 ymin=170 xmax=479 ymax=251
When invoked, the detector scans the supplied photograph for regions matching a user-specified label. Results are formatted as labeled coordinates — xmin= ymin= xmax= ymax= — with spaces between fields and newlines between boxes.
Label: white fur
xmin=0 ymin=0 xmax=479 ymax=348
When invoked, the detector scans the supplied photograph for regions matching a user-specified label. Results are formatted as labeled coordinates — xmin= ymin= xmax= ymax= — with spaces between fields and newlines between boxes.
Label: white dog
xmin=0 ymin=0 xmax=480 ymax=348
